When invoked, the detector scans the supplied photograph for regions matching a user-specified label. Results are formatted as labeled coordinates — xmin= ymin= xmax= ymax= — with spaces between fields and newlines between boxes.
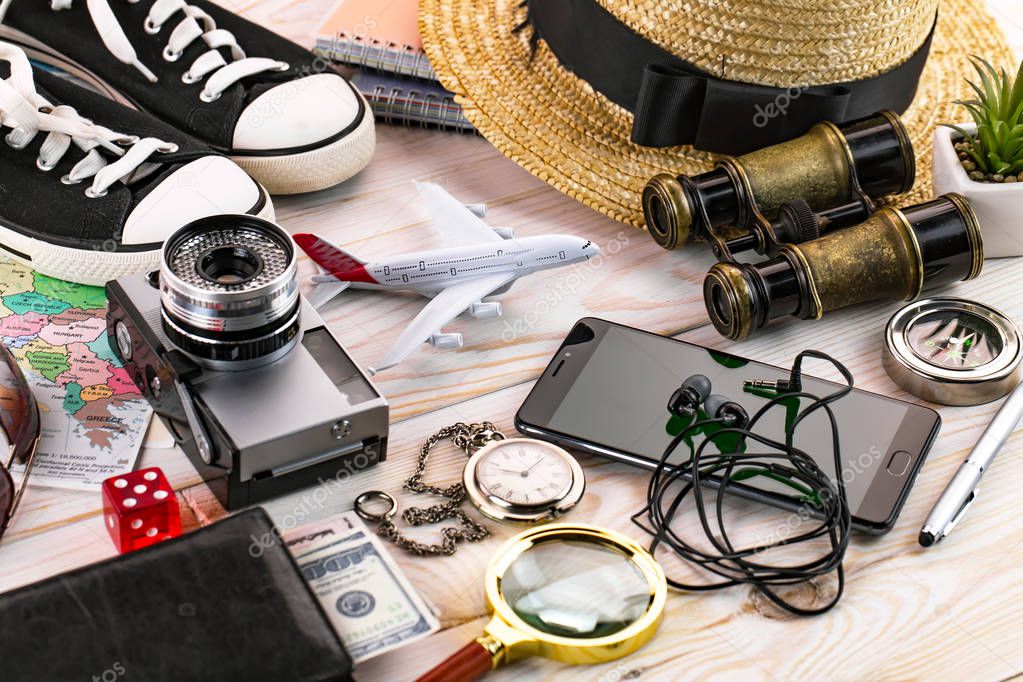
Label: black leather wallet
xmin=0 ymin=508 xmax=353 ymax=681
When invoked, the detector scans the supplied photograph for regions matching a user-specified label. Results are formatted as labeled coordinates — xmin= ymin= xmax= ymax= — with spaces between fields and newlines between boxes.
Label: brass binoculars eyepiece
xmin=643 ymin=111 xmax=915 ymax=249
xmin=704 ymin=194 xmax=984 ymax=341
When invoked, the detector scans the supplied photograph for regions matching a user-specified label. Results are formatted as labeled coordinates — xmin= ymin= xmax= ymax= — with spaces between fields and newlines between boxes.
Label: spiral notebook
xmin=350 ymin=69 xmax=474 ymax=132
xmin=315 ymin=0 xmax=435 ymax=81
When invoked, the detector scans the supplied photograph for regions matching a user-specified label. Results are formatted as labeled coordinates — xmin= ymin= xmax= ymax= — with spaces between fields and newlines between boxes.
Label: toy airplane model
xmin=294 ymin=182 xmax=599 ymax=373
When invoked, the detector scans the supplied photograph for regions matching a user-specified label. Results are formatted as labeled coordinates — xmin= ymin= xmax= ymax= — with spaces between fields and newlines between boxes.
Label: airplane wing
xmin=415 ymin=181 xmax=503 ymax=247
xmin=371 ymin=271 xmax=516 ymax=373
xmin=306 ymin=279 xmax=352 ymax=309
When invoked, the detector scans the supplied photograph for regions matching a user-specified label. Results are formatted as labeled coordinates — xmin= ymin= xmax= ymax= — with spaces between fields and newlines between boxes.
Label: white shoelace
xmin=35 ymin=0 xmax=289 ymax=102
xmin=0 ymin=42 xmax=177 ymax=197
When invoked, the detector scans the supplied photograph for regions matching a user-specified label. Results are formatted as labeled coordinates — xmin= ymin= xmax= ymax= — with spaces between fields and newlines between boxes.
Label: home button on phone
xmin=886 ymin=450 xmax=912 ymax=476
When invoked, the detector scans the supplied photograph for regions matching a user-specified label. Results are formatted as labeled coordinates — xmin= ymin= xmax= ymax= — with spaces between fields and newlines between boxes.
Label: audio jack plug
xmin=744 ymin=378 xmax=800 ymax=393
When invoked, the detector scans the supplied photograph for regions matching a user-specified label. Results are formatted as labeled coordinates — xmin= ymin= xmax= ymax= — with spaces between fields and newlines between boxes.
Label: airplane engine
xmin=429 ymin=332 xmax=464 ymax=349
xmin=493 ymin=227 xmax=515 ymax=239
xmin=469 ymin=301 xmax=503 ymax=319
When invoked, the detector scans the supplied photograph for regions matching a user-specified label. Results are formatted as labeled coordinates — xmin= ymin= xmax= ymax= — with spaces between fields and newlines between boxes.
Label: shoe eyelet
xmin=162 ymin=46 xmax=182 ymax=62
xmin=85 ymin=186 xmax=108 ymax=199
xmin=157 ymin=142 xmax=179 ymax=153
xmin=273 ymin=62 xmax=290 ymax=72
xmin=60 ymin=174 xmax=81 ymax=185
xmin=143 ymin=18 xmax=161 ymax=34
xmin=37 ymin=105 xmax=53 ymax=114
xmin=36 ymin=157 xmax=56 ymax=172
xmin=115 ymin=135 xmax=140 ymax=147
xmin=181 ymin=71 xmax=200 ymax=84
xmin=199 ymin=90 xmax=221 ymax=103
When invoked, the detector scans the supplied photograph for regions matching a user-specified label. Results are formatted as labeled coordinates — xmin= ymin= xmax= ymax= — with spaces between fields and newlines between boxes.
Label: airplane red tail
xmin=293 ymin=233 xmax=374 ymax=283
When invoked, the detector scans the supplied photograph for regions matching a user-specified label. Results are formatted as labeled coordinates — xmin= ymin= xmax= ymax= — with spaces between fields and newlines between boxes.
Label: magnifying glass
xmin=418 ymin=523 xmax=667 ymax=682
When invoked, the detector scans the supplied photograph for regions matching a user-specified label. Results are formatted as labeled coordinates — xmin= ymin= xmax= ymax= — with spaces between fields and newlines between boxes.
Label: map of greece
xmin=0 ymin=258 xmax=151 ymax=489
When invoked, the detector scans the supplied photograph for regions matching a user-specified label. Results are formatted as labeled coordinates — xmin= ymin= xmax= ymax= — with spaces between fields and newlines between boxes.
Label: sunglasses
xmin=0 ymin=343 xmax=40 ymax=541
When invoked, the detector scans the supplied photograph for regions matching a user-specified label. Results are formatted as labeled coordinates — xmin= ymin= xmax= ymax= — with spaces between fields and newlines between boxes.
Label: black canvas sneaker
xmin=0 ymin=0 xmax=375 ymax=195
xmin=0 ymin=41 xmax=273 ymax=285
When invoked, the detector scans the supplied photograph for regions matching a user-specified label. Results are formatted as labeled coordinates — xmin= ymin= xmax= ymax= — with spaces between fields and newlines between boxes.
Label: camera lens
xmin=198 ymin=246 xmax=263 ymax=286
xmin=159 ymin=215 xmax=301 ymax=370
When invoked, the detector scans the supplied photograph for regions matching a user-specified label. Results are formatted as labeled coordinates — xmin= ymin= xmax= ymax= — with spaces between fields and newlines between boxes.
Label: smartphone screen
xmin=516 ymin=319 xmax=941 ymax=531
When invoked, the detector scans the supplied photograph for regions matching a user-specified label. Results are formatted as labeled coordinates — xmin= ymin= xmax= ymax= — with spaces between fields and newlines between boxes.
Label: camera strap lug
xmin=173 ymin=381 xmax=215 ymax=464
xmin=166 ymin=350 xmax=216 ymax=465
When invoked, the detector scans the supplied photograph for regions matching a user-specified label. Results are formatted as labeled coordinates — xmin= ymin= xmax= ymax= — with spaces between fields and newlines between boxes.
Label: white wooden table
xmin=3 ymin=2 xmax=1023 ymax=680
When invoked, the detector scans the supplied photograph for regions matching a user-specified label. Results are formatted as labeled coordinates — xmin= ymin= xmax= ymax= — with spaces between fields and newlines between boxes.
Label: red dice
xmin=102 ymin=467 xmax=181 ymax=553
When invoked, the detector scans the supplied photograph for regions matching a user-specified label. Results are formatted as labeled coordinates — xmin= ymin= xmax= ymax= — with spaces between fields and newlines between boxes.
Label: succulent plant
xmin=947 ymin=56 xmax=1023 ymax=177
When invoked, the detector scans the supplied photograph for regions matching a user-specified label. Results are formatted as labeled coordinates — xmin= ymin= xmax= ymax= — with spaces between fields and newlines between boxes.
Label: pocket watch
xmin=356 ymin=423 xmax=586 ymax=558
xmin=463 ymin=437 xmax=586 ymax=522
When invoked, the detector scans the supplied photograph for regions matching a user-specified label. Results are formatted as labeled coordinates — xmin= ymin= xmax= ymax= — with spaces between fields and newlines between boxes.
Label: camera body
xmin=105 ymin=216 xmax=388 ymax=510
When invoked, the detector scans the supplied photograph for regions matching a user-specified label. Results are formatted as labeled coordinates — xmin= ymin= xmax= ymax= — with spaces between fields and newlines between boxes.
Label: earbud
xmin=668 ymin=375 xmax=749 ymax=426
xmin=667 ymin=374 xmax=712 ymax=417
xmin=704 ymin=394 xmax=750 ymax=428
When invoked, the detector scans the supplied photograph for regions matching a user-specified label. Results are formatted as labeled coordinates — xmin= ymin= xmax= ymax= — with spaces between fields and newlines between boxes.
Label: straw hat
xmin=420 ymin=0 xmax=1014 ymax=228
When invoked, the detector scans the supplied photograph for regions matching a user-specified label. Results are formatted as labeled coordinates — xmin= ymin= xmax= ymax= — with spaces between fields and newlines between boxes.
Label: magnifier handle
xmin=417 ymin=640 xmax=494 ymax=682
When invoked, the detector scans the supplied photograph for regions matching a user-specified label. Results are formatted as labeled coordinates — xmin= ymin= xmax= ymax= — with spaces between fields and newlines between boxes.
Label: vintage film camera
xmin=106 ymin=216 xmax=388 ymax=510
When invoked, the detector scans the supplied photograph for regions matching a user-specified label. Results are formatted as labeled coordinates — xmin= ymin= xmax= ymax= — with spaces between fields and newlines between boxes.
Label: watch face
xmin=475 ymin=441 xmax=573 ymax=507
xmin=906 ymin=309 xmax=1004 ymax=369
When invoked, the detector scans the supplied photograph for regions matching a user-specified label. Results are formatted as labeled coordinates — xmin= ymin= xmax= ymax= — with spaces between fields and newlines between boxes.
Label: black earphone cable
xmin=631 ymin=350 xmax=854 ymax=615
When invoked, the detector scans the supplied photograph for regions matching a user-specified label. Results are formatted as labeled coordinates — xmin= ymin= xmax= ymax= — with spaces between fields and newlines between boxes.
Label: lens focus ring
xmin=161 ymin=303 xmax=301 ymax=367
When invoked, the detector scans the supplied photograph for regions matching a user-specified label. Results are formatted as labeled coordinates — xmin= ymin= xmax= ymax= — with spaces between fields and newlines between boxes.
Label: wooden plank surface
xmin=2 ymin=1 xmax=1023 ymax=681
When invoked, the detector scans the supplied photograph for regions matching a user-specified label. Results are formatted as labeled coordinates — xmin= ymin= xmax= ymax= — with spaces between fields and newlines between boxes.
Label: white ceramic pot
xmin=933 ymin=123 xmax=1023 ymax=258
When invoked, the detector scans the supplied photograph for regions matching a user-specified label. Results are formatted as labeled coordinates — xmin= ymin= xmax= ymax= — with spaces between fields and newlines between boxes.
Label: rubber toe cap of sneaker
xmin=231 ymin=73 xmax=362 ymax=152
xmin=122 ymin=156 xmax=265 ymax=246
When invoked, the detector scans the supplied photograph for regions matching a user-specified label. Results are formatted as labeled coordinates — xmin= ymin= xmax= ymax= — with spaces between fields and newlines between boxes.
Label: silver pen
xmin=919 ymin=380 xmax=1023 ymax=547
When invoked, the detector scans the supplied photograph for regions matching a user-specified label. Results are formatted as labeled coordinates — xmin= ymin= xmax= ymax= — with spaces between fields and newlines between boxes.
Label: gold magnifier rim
xmin=482 ymin=522 xmax=667 ymax=665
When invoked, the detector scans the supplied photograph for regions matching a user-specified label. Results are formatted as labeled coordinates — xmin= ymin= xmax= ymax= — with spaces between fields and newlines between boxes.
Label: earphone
xmin=670 ymin=374 xmax=750 ymax=428
xmin=634 ymin=352 xmax=853 ymax=616
xmin=667 ymin=374 xmax=711 ymax=416
xmin=703 ymin=393 xmax=749 ymax=428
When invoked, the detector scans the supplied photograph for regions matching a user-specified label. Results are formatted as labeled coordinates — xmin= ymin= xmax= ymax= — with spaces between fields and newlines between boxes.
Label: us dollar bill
xmin=286 ymin=511 xmax=367 ymax=559
xmin=286 ymin=513 xmax=440 ymax=662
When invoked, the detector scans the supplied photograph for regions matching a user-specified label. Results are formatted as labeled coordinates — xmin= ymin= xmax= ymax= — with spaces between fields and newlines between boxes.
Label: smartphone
xmin=516 ymin=318 xmax=941 ymax=533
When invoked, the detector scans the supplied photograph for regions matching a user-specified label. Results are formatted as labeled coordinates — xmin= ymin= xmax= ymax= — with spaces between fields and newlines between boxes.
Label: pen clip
xmin=941 ymin=489 xmax=978 ymax=538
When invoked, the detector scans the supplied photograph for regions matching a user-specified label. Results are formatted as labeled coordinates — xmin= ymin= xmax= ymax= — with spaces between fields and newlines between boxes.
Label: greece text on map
xmin=0 ymin=258 xmax=151 ymax=489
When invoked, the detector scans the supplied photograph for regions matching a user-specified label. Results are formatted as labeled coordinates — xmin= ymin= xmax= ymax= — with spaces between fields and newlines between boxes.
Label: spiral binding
xmin=326 ymin=32 xmax=435 ymax=81
xmin=369 ymin=84 xmax=474 ymax=133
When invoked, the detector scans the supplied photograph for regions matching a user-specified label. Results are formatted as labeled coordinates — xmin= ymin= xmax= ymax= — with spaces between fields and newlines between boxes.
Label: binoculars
xmin=642 ymin=111 xmax=915 ymax=250
xmin=704 ymin=194 xmax=984 ymax=340
xmin=639 ymin=110 xmax=986 ymax=341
